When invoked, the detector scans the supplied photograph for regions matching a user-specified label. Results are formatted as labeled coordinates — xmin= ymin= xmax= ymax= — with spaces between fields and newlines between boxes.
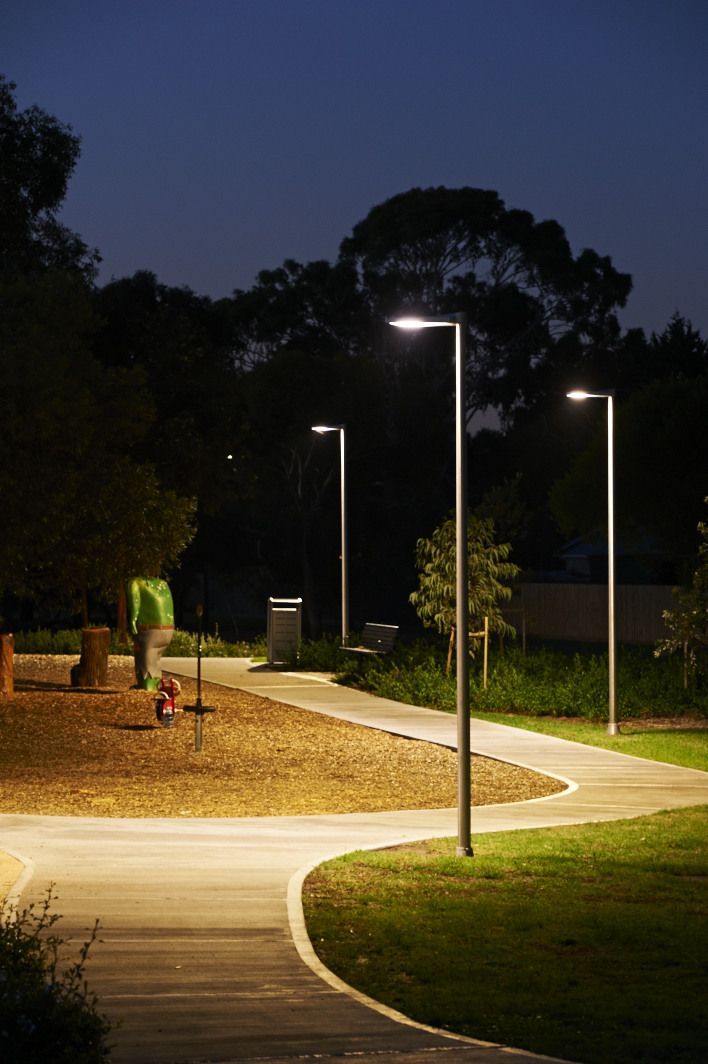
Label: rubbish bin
xmin=267 ymin=597 xmax=302 ymax=664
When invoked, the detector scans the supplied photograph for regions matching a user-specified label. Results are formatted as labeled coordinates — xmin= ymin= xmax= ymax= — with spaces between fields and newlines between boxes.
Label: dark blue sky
xmin=4 ymin=0 xmax=707 ymax=336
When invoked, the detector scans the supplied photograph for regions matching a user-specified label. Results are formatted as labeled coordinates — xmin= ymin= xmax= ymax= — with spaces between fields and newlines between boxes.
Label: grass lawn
xmin=303 ymin=727 xmax=708 ymax=1064
xmin=470 ymin=711 xmax=708 ymax=771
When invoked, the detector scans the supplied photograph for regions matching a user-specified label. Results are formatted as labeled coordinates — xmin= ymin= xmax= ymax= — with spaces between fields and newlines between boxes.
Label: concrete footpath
xmin=2 ymin=658 xmax=707 ymax=1064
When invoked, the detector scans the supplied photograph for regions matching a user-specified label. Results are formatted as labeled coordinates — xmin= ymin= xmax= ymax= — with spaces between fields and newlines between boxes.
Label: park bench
xmin=342 ymin=622 xmax=399 ymax=657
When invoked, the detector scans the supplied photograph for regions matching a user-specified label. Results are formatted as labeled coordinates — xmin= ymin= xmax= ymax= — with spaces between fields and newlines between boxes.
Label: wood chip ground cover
xmin=0 ymin=656 xmax=565 ymax=817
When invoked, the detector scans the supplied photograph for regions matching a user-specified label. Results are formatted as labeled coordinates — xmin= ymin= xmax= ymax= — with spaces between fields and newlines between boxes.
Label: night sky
xmin=4 ymin=0 xmax=707 ymax=336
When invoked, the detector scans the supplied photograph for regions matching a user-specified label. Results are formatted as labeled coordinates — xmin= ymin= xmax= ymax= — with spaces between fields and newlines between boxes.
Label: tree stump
xmin=0 ymin=633 xmax=14 ymax=701
xmin=70 ymin=627 xmax=111 ymax=687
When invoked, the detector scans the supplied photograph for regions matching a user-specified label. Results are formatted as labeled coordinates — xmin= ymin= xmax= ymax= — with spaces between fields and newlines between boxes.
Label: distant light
xmin=567 ymin=390 xmax=590 ymax=400
xmin=226 ymin=453 xmax=234 ymax=459
xmin=312 ymin=424 xmax=339 ymax=433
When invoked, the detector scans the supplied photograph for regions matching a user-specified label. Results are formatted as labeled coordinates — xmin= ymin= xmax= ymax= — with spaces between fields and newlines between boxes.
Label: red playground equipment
xmin=155 ymin=677 xmax=181 ymax=727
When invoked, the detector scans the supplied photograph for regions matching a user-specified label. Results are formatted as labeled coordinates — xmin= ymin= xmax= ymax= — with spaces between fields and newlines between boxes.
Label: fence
xmin=506 ymin=584 xmax=675 ymax=645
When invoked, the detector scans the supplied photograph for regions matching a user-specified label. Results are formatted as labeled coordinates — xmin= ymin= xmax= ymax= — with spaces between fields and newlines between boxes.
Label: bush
xmin=337 ymin=642 xmax=708 ymax=720
xmin=12 ymin=629 xmax=86 ymax=654
xmin=335 ymin=640 xmax=456 ymax=709
xmin=473 ymin=650 xmax=609 ymax=717
xmin=0 ymin=888 xmax=111 ymax=1062
xmin=289 ymin=634 xmax=345 ymax=672
xmin=12 ymin=628 xmax=261 ymax=658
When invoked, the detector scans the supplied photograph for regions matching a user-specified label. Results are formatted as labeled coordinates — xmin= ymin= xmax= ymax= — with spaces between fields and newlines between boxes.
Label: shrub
xmin=476 ymin=647 xmax=708 ymax=719
xmin=336 ymin=640 xmax=456 ymax=710
xmin=0 ymin=888 xmax=111 ymax=1062
xmin=337 ymin=642 xmax=708 ymax=720
xmin=290 ymin=634 xmax=345 ymax=672
xmin=12 ymin=628 xmax=259 ymax=658
xmin=13 ymin=629 xmax=86 ymax=654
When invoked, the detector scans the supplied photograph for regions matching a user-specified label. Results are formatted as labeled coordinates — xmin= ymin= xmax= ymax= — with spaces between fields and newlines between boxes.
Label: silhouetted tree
xmin=339 ymin=186 xmax=632 ymax=422
xmin=0 ymin=75 xmax=97 ymax=279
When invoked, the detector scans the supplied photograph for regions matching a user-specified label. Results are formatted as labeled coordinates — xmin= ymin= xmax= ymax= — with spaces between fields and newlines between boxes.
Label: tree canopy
xmin=0 ymin=79 xmax=196 ymax=625
xmin=340 ymin=186 xmax=633 ymax=421
xmin=0 ymin=75 xmax=97 ymax=279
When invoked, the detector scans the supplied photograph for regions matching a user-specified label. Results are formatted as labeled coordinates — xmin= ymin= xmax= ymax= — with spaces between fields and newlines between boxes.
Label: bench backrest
xmin=360 ymin=623 xmax=399 ymax=652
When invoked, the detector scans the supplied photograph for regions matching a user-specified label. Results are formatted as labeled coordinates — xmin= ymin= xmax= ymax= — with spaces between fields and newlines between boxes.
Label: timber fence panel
xmin=509 ymin=584 xmax=675 ymax=645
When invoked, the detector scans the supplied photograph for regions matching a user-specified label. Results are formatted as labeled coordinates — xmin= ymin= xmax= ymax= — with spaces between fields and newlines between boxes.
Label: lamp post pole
xmin=567 ymin=390 xmax=619 ymax=735
xmin=312 ymin=425 xmax=349 ymax=647
xmin=390 ymin=314 xmax=472 ymax=857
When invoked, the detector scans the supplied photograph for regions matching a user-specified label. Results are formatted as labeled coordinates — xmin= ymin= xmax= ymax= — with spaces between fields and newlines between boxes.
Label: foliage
xmin=410 ymin=514 xmax=519 ymax=669
xmin=217 ymin=184 xmax=642 ymax=609
xmin=11 ymin=629 xmax=88 ymax=655
xmin=229 ymin=258 xmax=367 ymax=368
xmin=3 ymin=66 xmax=705 ymax=631
xmin=0 ymin=272 xmax=104 ymax=603
xmin=340 ymin=185 xmax=632 ymax=421
xmin=619 ymin=313 xmax=708 ymax=392
xmin=303 ymin=807 xmax=708 ymax=1064
xmin=92 ymin=271 xmax=246 ymax=512
xmin=338 ymin=642 xmax=708 ymax=720
xmin=75 ymin=461 xmax=197 ymax=603
xmin=0 ymin=82 xmax=197 ymax=621
xmin=0 ymin=75 xmax=97 ymax=279
xmin=0 ymin=887 xmax=111 ymax=1062
xmin=234 ymin=346 xmax=393 ymax=636
xmin=656 ymin=499 xmax=708 ymax=681
xmin=550 ymin=376 xmax=708 ymax=572
xmin=165 ymin=629 xmax=255 ymax=657
xmin=11 ymin=627 xmax=257 ymax=658
xmin=289 ymin=633 xmax=343 ymax=671
xmin=357 ymin=659 xmax=457 ymax=713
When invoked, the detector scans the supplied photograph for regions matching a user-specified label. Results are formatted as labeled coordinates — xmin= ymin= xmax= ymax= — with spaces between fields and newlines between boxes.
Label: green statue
xmin=127 ymin=577 xmax=175 ymax=691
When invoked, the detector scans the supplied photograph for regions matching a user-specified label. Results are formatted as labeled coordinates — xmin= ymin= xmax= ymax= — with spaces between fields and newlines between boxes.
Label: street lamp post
xmin=312 ymin=424 xmax=349 ymax=647
xmin=567 ymin=390 xmax=619 ymax=735
xmin=389 ymin=314 xmax=472 ymax=857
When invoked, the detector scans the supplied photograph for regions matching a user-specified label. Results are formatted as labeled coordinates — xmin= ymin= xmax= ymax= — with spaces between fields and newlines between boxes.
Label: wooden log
xmin=0 ymin=633 xmax=14 ymax=701
xmin=70 ymin=627 xmax=111 ymax=687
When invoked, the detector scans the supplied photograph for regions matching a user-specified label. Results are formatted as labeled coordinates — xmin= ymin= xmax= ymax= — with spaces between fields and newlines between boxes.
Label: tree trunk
xmin=116 ymin=585 xmax=129 ymax=645
xmin=446 ymin=626 xmax=455 ymax=676
xmin=70 ymin=627 xmax=111 ymax=687
xmin=0 ymin=633 xmax=14 ymax=701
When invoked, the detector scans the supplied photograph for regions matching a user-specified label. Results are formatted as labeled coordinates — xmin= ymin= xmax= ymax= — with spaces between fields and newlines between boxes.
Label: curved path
xmin=2 ymin=658 xmax=707 ymax=1064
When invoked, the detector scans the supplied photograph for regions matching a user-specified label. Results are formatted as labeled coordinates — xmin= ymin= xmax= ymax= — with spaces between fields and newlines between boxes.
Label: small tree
xmin=410 ymin=514 xmax=520 ymax=673
xmin=655 ymin=499 xmax=708 ymax=686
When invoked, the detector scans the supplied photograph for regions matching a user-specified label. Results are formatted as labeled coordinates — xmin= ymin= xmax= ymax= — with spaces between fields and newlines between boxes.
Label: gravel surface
xmin=0 ymin=656 xmax=565 ymax=818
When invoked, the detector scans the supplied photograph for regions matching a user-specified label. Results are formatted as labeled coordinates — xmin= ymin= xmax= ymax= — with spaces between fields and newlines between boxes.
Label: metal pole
xmin=195 ymin=604 xmax=203 ymax=709
xmin=339 ymin=427 xmax=349 ymax=647
xmin=607 ymin=396 xmax=619 ymax=735
xmin=454 ymin=315 xmax=472 ymax=857
xmin=567 ymin=390 xmax=620 ymax=736
xmin=388 ymin=314 xmax=472 ymax=858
